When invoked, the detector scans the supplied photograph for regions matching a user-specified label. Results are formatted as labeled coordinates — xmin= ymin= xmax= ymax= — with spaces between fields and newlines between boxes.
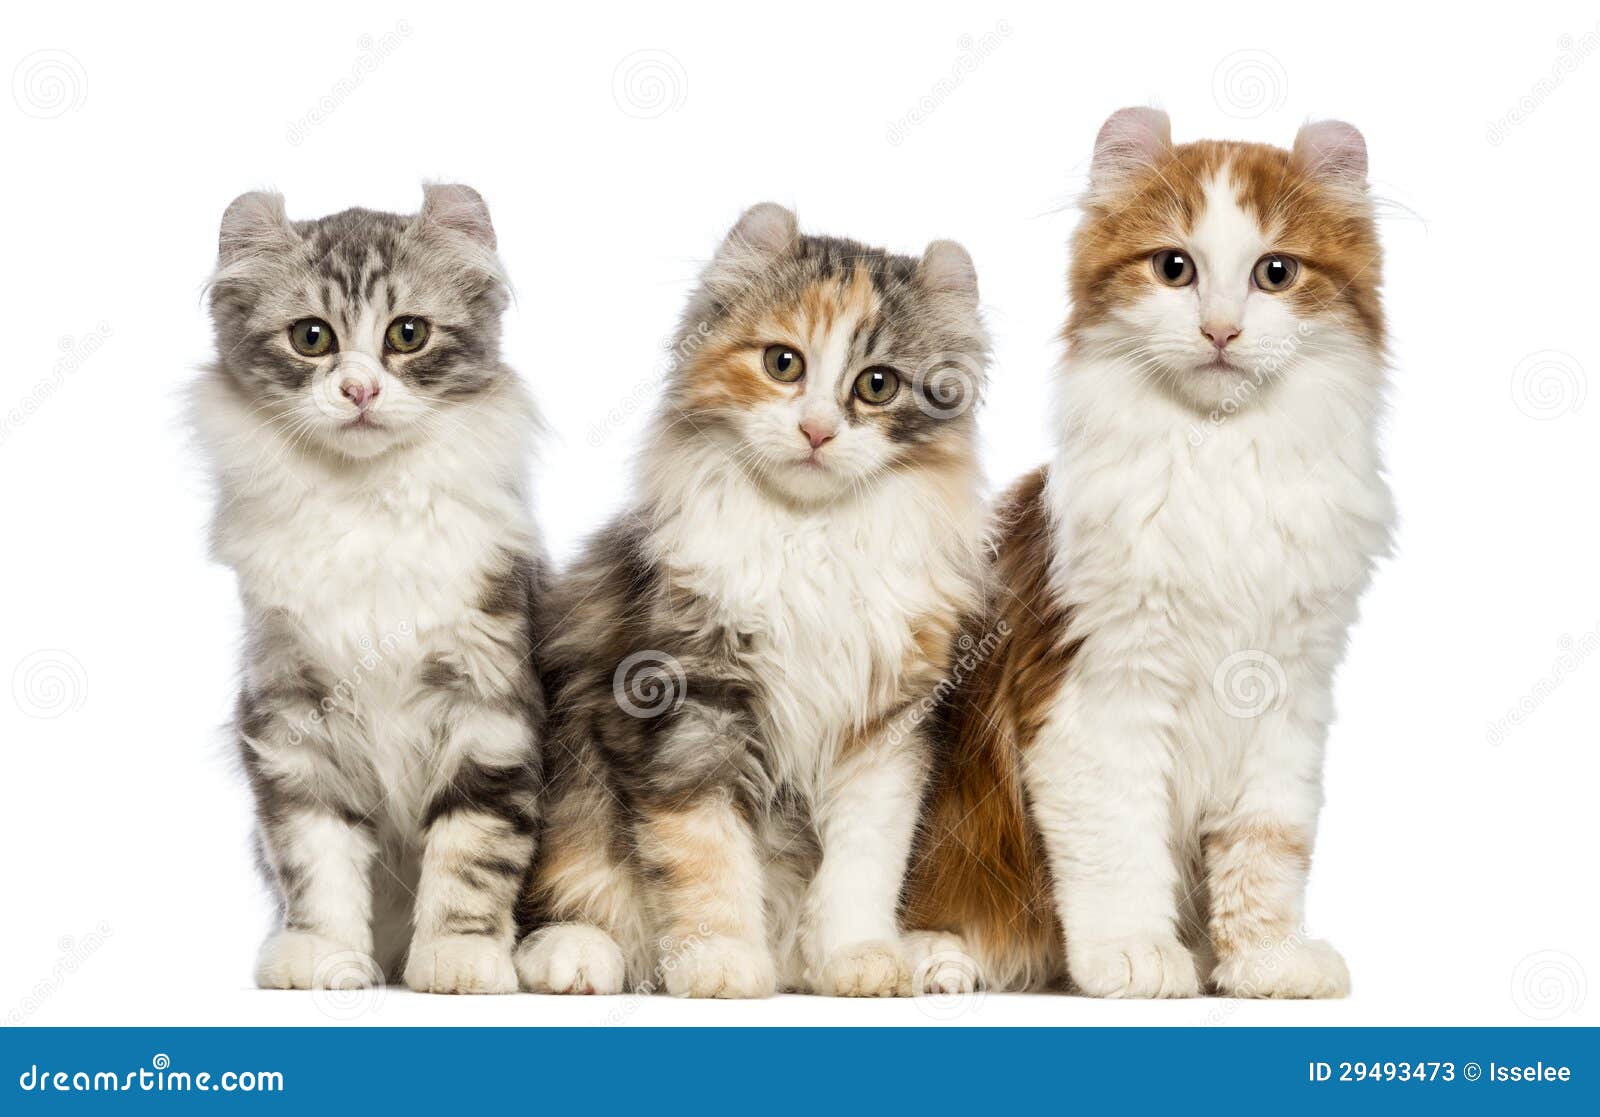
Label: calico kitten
xmin=514 ymin=204 xmax=987 ymax=997
xmin=193 ymin=186 xmax=546 ymax=994
xmin=903 ymin=109 xmax=1392 ymax=997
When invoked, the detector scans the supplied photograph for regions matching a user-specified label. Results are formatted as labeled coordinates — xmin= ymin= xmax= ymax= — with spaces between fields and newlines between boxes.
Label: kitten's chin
xmin=754 ymin=459 xmax=856 ymax=508
xmin=307 ymin=419 xmax=411 ymax=461
xmin=1159 ymin=359 xmax=1279 ymax=416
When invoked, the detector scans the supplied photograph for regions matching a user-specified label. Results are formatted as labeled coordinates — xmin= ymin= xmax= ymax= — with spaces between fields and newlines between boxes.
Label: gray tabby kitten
xmin=192 ymin=185 xmax=546 ymax=994
xmin=514 ymin=204 xmax=988 ymax=997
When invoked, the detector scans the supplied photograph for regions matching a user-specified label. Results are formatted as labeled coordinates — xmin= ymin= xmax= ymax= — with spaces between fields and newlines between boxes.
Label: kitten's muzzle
xmin=799 ymin=418 xmax=836 ymax=450
xmin=1200 ymin=322 xmax=1240 ymax=351
xmin=339 ymin=376 xmax=381 ymax=411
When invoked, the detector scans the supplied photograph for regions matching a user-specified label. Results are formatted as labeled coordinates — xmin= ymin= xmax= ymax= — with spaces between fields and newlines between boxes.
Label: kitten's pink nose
xmin=1201 ymin=322 xmax=1241 ymax=350
xmin=799 ymin=419 xmax=836 ymax=450
xmin=340 ymin=378 xmax=380 ymax=410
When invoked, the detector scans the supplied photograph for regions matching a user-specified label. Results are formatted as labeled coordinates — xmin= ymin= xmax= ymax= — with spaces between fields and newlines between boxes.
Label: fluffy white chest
xmin=213 ymin=444 xmax=533 ymax=831
xmin=1049 ymin=365 xmax=1393 ymax=784
xmin=654 ymin=472 xmax=969 ymax=796
xmin=222 ymin=473 xmax=515 ymax=668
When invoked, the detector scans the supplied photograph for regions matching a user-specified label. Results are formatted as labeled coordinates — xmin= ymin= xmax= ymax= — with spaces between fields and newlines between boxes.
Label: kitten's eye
xmin=1152 ymin=249 xmax=1195 ymax=287
xmin=853 ymin=367 xmax=901 ymax=406
xmin=1252 ymin=255 xmax=1300 ymax=293
xmin=288 ymin=318 xmax=336 ymax=357
xmin=386 ymin=316 xmax=431 ymax=354
xmin=762 ymin=344 xmax=805 ymax=383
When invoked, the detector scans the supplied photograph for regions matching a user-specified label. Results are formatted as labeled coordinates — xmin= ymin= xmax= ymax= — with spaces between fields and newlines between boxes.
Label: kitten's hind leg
xmin=515 ymin=747 xmax=651 ymax=993
xmin=902 ymin=930 xmax=983 ymax=995
xmin=515 ymin=923 xmax=626 ymax=995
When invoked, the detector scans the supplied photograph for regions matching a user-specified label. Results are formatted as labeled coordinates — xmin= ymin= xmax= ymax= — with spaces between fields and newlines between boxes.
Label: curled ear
xmin=1292 ymin=120 xmax=1368 ymax=183
xmin=1089 ymin=106 xmax=1172 ymax=195
xmin=919 ymin=239 xmax=978 ymax=307
xmin=218 ymin=191 xmax=293 ymax=264
xmin=701 ymin=203 xmax=798 ymax=297
xmin=716 ymin=202 xmax=798 ymax=263
xmin=420 ymin=183 xmax=496 ymax=248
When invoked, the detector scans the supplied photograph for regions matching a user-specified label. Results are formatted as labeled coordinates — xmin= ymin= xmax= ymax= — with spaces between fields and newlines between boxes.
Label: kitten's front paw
xmin=662 ymin=935 xmax=776 ymax=999
xmin=1211 ymin=937 xmax=1349 ymax=999
xmin=903 ymin=931 xmax=982 ymax=995
xmin=514 ymin=923 xmax=626 ymax=995
xmin=815 ymin=940 xmax=910 ymax=997
xmin=255 ymin=930 xmax=380 ymax=991
xmin=404 ymin=935 xmax=518 ymax=995
xmin=1069 ymin=936 xmax=1199 ymax=998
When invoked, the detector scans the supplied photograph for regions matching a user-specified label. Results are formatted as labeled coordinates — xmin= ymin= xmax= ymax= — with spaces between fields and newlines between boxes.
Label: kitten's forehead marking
xmin=776 ymin=269 xmax=880 ymax=409
xmin=350 ymin=304 xmax=386 ymax=357
xmin=1191 ymin=167 xmax=1267 ymax=289
xmin=300 ymin=210 xmax=404 ymax=307
xmin=806 ymin=270 xmax=878 ymax=397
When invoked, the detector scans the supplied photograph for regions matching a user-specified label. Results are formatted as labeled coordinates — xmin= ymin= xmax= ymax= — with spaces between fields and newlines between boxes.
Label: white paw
xmin=1069 ymin=936 xmax=1200 ymax=998
xmin=514 ymin=924 xmax=626 ymax=995
xmin=403 ymin=935 xmax=518 ymax=995
xmin=815 ymin=939 xmax=910 ymax=997
xmin=255 ymin=930 xmax=380 ymax=991
xmin=1212 ymin=936 xmax=1350 ymax=999
xmin=903 ymin=931 xmax=982 ymax=995
xmin=661 ymin=935 xmax=776 ymax=999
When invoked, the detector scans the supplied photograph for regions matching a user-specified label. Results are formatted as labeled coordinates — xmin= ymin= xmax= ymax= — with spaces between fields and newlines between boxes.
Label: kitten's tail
xmin=900 ymin=467 xmax=1069 ymax=993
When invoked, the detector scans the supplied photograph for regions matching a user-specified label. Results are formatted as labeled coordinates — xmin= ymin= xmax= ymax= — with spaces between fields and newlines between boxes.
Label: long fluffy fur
xmin=194 ymin=186 xmax=548 ymax=994
xmin=904 ymin=112 xmax=1392 ymax=999
xmin=514 ymin=206 xmax=989 ymax=997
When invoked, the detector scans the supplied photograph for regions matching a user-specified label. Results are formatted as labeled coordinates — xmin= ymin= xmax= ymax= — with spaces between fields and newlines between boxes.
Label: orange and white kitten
xmin=903 ymin=109 xmax=1392 ymax=998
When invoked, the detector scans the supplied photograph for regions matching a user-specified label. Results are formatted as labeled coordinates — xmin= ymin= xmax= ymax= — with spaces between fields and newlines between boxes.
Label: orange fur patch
xmin=1067 ymin=139 xmax=1383 ymax=351
xmin=636 ymin=795 xmax=765 ymax=943
xmin=901 ymin=468 xmax=1077 ymax=988
xmin=680 ymin=268 xmax=882 ymax=414
xmin=1202 ymin=820 xmax=1312 ymax=958
xmin=680 ymin=338 xmax=786 ymax=412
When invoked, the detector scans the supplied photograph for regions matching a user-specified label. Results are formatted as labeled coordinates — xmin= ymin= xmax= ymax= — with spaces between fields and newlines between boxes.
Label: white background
xmin=3 ymin=0 xmax=1596 ymax=1028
